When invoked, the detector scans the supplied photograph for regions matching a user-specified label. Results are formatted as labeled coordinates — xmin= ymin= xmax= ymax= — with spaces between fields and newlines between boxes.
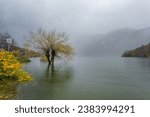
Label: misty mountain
xmin=80 ymin=27 xmax=150 ymax=56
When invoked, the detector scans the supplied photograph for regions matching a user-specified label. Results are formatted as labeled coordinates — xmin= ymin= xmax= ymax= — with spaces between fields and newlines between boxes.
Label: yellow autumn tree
xmin=26 ymin=29 xmax=74 ymax=66
xmin=0 ymin=50 xmax=32 ymax=82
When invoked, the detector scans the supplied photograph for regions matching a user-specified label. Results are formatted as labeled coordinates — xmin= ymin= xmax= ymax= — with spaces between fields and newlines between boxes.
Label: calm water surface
xmin=17 ymin=57 xmax=150 ymax=99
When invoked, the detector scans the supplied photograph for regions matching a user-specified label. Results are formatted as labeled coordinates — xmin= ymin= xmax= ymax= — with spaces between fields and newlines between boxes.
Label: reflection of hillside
xmin=123 ymin=58 xmax=150 ymax=68
xmin=0 ymin=79 xmax=18 ymax=99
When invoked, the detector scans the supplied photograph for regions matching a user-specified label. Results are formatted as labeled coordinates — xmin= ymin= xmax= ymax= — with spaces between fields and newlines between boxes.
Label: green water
xmin=17 ymin=57 xmax=150 ymax=100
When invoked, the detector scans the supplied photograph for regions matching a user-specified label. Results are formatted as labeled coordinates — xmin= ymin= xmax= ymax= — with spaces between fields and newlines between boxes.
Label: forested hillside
xmin=122 ymin=43 xmax=150 ymax=57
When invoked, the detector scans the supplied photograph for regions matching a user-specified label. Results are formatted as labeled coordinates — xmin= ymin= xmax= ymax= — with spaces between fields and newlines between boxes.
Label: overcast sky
xmin=0 ymin=0 xmax=150 ymax=45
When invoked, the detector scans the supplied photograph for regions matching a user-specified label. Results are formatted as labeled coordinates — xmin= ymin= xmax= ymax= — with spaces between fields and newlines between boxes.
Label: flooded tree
xmin=27 ymin=29 xmax=74 ymax=66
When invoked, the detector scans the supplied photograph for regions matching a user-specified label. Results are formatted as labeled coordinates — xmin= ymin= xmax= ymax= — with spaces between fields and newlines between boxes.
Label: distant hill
xmin=79 ymin=27 xmax=150 ymax=56
xmin=122 ymin=43 xmax=150 ymax=57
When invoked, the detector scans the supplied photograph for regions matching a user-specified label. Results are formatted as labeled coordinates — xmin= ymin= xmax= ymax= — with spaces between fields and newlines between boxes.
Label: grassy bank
xmin=0 ymin=79 xmax=18 ymax=99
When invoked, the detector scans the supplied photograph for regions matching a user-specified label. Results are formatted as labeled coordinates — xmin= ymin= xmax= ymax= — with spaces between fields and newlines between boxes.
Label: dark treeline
xmin=122 ymin=43 xmax=150 ymax=58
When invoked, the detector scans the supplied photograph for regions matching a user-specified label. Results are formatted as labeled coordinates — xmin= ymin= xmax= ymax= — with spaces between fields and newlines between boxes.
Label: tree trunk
xmin=51 ymin=56 xmax=54 ymax=66
xmin=51 ymin=49 xmax=56 ymax=66
xmin=45 ymin=53 xmax=51 ymax=65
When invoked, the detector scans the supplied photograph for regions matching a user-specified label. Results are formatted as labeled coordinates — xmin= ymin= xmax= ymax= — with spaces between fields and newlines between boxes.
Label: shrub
xmin=17 ymin=56 xmax=31 ymax=63
xmin=40 ymin=55 xmax=47 ymax=62
xmin=0 ymin=51 xmax=32 ymax=82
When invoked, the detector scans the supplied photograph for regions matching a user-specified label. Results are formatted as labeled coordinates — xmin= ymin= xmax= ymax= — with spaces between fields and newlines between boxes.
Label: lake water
xmin=16 ymin=57 xmax=150 ymax=100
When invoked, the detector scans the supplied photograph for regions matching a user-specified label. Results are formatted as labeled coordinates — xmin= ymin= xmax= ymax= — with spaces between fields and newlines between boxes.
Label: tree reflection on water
xmin=45 ymin=64 xmax=74 ymax=83
xmin=15 ymin=60 xmax=74 ymax=99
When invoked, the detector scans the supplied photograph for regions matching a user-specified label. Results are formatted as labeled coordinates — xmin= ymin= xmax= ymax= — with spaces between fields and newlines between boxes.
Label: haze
xmin=0 ymin=0 xmax=150 ymax=55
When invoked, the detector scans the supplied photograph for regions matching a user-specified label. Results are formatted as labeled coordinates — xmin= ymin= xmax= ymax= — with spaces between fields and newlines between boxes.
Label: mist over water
xmin=0 ymin=0 xmax=150 ymax=51
xmin=16 ymin=57 xmax=150 ymax=100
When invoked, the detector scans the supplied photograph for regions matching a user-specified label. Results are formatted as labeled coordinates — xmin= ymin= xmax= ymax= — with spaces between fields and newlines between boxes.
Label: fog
xmin=0 ymin=0 xmax=150 ymax=55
